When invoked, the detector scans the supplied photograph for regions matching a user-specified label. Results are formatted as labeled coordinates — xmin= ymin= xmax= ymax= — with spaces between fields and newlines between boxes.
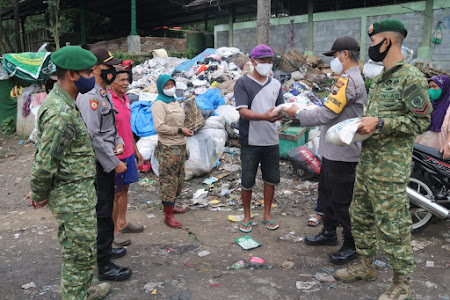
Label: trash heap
xmin=129 ymin=47 xmax=330 ymax=180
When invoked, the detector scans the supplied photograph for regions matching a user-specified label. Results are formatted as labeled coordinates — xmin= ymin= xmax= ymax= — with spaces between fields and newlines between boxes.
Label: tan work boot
xmin=87 ymin=282 xmax=111 ymax=300
xmin=378 ymin=274 xmax=412 ymax=300
xmin=334 ymin=255 xmax=377 ymax=282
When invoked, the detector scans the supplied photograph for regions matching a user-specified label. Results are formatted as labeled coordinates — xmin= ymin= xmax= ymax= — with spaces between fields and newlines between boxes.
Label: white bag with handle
xmin=325 ymin=118 xmax=373 ymax=146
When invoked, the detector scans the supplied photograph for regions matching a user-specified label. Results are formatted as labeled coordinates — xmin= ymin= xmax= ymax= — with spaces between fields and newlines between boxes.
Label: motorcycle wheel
xmin=408 ymin=176 xmax=434 ymax=233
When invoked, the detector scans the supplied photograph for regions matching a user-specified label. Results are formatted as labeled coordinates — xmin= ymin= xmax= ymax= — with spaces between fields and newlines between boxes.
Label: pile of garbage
xmin=129 ymin=47 xmax=330 ymax=180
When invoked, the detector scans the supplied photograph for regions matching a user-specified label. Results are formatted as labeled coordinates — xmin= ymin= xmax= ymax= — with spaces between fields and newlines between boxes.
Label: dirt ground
xmin=1 ymin=133 xmax=449 ymax=300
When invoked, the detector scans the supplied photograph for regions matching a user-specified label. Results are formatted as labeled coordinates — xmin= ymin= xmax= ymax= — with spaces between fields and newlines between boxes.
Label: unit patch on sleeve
xmin=90 ymin=99 xmax=99 ymax=111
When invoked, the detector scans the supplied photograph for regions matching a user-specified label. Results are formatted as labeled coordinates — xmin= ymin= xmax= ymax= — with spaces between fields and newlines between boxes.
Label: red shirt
xmin=109 ymin=89 xmax=134 ymax=160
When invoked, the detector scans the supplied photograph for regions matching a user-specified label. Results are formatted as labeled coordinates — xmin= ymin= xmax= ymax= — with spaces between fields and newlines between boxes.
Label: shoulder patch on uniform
xmin=323 ymin=76 xmax=349 ymax=114
xmin=410 ymin=95 xmax=425 ymax=109
xmin=90 ymin=99 xmax=98 ymax=111
xmin=413 ymin=102 xmax=430 ymax=114
xmin=404 ymin=84 xmax=418 ymax=97
xmin=55 ymin=124 xmax=75 ymax=157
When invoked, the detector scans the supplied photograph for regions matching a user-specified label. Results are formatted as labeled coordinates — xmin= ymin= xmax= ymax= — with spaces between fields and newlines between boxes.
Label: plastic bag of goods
xmin=325 ymin=118 xmax=373 ymax=146
xmin=287 ymin=146 xmax=321 ymax=181
xmin=362 ymin=59 xmax=384 ymax=79
xmin=214 ymin=105 xmax=239 ymax=123
xmin=136 ymin=135 xmax=159 ymax=160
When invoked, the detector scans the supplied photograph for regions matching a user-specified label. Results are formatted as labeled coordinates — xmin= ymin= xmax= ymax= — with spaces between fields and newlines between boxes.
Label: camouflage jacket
xmin=30 ymin=84 xmax=97 ymax=213
xmin=358 ymin=60 xmax=432 ymax=183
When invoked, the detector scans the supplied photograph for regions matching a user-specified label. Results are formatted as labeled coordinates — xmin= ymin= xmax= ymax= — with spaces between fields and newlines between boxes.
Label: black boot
xmin=330 ymin=238 xmax=357 ymax=264
xmin=110 ymin=247 xmax=126 ymax=259
xmin=98 ymin=260 xmax=132 ymax=281
xmin=305 ymin=227 xmax=338 ymax=246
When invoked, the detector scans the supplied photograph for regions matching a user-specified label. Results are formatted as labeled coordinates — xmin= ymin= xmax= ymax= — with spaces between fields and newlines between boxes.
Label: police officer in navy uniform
xmin=76 ymin=47 xmax=132 ymax=281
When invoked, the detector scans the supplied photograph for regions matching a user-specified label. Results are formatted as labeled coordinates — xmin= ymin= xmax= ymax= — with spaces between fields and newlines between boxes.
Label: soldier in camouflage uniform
xmin=27 ymin=46 xmax=110 ymax=300
xmin=334 ymin=19 xmax=432 ymax=300
xmin=152 ymin=74 xmax=193 ymax=228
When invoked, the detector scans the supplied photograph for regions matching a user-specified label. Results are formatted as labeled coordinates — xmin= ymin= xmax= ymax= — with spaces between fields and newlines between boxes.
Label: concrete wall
xmin=432 ymin=8 xmax=450 ymax=69
xmin=215 ymin=1 xmax=450 ymax=71
xmin=91 ymin=36 xmax=186 ymax=53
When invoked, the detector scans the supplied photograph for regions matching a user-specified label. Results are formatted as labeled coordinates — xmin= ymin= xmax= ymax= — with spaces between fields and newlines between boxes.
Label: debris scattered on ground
xmin=295 ymin=280 xmax=320 ymax=291
xmin=143 ymin=282 xmax=164 ymax=293
xmin=22 ymin=282 xmax=36 ymax=289
xmin=374 ymin=259 xmax=391 ymax=268
xmin=426 ymin=260 xmax=435 ymax=268
xmin=235 ymin=235 xmax=261 ymax=250
xmin=197 ymin=250 xmax=211 ymax=257
xmin=230 ymin=260 xmax=245 ymax=270
xmin=313 ymin=269 xmax=335 ymax=282
xmin=279 ymin=231 xmax=304 ymax=242
xmin=282 ymin=261 xmax=295 ymax=269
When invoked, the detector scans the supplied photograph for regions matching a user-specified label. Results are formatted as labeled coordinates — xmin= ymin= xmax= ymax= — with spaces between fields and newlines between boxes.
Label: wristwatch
xmin=376 ymin=117 xmax=384 ymax=130
xmin=178 ymin=128 xmax=182 ymax=134
xmin=295 ymin=108 xmax=302 ymax=119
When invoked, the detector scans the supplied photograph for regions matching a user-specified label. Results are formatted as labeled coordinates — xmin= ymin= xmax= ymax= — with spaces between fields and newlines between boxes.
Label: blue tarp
xmin=173 ymin=48 xmax=216 ymax=73
xmin=195 ymin=88 xmax=225 ymax=115
xmin=130 ymin=101 xmax=156 ymax=137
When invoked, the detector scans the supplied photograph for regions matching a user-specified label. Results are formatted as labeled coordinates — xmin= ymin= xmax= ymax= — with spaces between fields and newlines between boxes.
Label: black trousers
xmin=95 ymin=162 xmax=115 ymax=264
xmin=319 ymin=157 xmax=357 ymax=241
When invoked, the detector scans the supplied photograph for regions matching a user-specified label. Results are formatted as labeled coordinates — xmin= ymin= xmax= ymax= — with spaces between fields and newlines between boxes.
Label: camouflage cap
xmin=368 ymin=18 xmax=408 ymax=38
xmin=51 ymin=46 xmax=97 ymax=71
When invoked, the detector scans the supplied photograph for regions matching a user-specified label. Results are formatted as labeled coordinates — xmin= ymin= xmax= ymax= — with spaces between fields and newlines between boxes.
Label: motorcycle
xmin=407 ymin=143 xmax=450 ymax=232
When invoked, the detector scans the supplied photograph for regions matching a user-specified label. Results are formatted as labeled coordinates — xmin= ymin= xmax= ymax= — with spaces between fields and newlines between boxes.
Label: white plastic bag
xmin=362 ymin=60 xmax=384 ymax=79
xmin=325 ymin=118 xmax=373 ymax=146
xmin=136 ymin=135 xmax=159 ymax=160
xmin=214 ymin=105 xmax=240 ymax=123
xmin=185 ymin=118 xmax=227 ymax=180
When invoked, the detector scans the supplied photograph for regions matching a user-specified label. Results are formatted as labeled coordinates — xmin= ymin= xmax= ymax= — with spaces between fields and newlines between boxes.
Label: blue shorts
xmin=240 ymin=145 xmax=280 ymax=190
xmin=114 ymin=154 xmax=139 ymax=192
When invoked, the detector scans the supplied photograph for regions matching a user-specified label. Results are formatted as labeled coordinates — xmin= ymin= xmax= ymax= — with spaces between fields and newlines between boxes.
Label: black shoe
xmin=98 ymin=261 xmax=132 ymax=281
xmin=110 ymin=247 xmax=126 ymax=259
xmin=305 ymin=228 xmax=338 ymax=246
xmin=330 ymin=246 xmax=358 ymax=264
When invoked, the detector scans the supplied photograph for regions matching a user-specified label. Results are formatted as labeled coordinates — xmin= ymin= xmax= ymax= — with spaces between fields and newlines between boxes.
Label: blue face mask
xmin=74 ymin=72 xmax=95 ymax=94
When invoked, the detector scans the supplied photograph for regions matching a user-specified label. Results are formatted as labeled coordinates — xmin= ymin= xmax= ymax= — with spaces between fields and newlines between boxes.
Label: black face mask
xmin=100 ymin=68 xmax=116 ymax=85
xmin=368 ymin=38 xmax=392 ymax=62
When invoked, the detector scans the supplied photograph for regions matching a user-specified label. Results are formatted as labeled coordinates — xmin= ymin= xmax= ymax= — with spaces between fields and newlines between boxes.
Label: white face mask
xmin=330 ymin=55 xmax=344 ymax=75
xmin=163 ymin=87 xmax=176 ymax=97
xmin=255 ymin=62 xmax=273 ymax=76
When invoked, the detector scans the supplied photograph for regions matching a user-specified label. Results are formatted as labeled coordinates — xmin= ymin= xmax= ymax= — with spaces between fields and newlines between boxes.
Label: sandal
xmin=239 ymin=221 xmax=253 ymax=233
xmin=262 ymin=219 xmax=279 ymax=230
xmin=307 ymin=215 xmax=323 ymax=227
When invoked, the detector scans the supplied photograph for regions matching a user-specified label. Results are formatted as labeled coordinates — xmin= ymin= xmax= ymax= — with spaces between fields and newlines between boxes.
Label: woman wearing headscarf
xmin=416 ymin=75 xmax=450 ymax=159
xmin=152 ymin=74 xmax=193 ymax=228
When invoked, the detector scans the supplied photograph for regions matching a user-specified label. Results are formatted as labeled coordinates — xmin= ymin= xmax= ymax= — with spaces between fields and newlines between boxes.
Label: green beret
xmin=51 ymin=46 xmax=97 ymax=71
xmin=368 ymin=18 xmax=408 ymax=38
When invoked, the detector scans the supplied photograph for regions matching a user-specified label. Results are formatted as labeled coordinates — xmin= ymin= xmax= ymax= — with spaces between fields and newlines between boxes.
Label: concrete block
xmin=127 ymin=35 xmax=141 ymax=53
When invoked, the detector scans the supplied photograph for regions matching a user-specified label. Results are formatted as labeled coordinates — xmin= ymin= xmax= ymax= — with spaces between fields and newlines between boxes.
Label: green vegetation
xmin=169 ymin=47 xmax=197 ymax=59
xmin=112 ymin=52 xmax=145 ymax=65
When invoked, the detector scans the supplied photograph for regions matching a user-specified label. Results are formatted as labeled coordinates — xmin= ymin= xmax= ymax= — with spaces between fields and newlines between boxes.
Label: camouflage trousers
xmin=156 ymin=142 xmax=186 ymax=206
xmin=350 ymin=175 xmax=415 ymax=276
xmin=53 ymin=208 xmax=97 ymax=300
